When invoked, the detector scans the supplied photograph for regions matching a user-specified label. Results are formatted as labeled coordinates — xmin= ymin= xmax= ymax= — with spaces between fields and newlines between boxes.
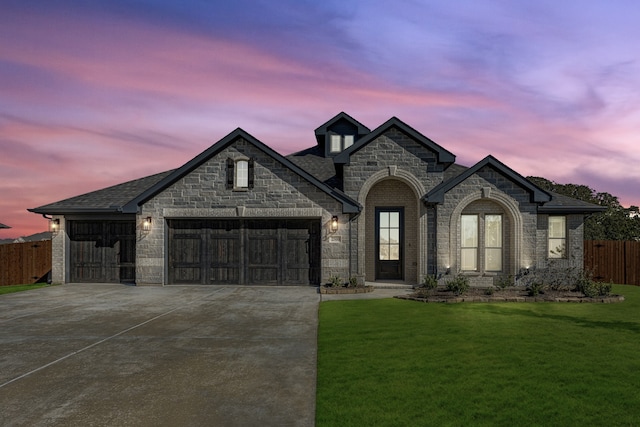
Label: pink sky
xmin=1 ymin=1 xmax=639 ymax=239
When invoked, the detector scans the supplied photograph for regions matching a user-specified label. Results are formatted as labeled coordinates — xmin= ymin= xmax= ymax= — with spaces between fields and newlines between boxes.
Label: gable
xmin=334 ymin=117 xmax=455 ymax=166
xmin=123 ymin=128 xmax=360 ymax=214
xmin=424 ymin=155 xmax=551 ymax=204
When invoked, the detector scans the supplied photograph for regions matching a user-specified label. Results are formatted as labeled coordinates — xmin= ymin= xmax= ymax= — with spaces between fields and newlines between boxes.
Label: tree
xmin=527 ymin=176 xmax=640 ymax=241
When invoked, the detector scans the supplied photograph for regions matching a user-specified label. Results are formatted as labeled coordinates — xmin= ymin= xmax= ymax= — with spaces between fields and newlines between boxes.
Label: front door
xmin=375 ymin=208 xmax=403 ymax=280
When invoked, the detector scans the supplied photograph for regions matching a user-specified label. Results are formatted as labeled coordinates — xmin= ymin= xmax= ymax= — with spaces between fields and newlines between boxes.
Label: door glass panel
xmin=379 ymin=212 xmax=389 ymax=228
xmin=379 ymin=210 xmax=401 ymax=261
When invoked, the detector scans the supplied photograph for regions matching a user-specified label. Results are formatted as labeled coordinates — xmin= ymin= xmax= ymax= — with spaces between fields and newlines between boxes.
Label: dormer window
xmin=330 ymin=134 xmax=355 ymax=153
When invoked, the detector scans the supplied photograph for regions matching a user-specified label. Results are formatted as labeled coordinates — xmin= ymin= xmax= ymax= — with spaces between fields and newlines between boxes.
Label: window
xmin=485 ymin=214 xmax=502 ymax=271
xmin=235 ymin=160 xmax=248 ymax=188
xmin=461 ymin=215 xmax=478 ymax=271
xmin=226 ymin=158 xmax=254 ymax=190
xmin=548 ymin=216 xmax=566 ymax=258
xmin=461 ymin=213 xmax=503 ymax=272
xmin=329 ymin=134 xmax=355 ymax=153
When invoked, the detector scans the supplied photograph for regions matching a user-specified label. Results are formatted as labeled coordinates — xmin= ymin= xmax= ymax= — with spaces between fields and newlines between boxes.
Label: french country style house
xmin=30 ymin=113 xmax=603 ymax=287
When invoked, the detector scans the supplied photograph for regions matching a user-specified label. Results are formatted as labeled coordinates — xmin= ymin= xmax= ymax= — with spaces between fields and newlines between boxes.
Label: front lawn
xmin=317 ymin=285 xmax=640 ymax=426
xmin=0 ymin=283 xmax=51 ymax=295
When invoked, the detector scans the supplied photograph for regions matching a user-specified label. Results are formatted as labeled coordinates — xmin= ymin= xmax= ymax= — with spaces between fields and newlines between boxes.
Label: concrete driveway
xmin=0 ymin=284 xmax=319 ymax=427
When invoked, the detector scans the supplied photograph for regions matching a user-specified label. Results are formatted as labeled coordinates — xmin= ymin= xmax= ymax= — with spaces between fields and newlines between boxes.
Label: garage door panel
xmin=208 ymin=235 xmax=240 ymax=284
xmin=69 ymin=221 xmax=134 ymax=283
xmin=168 ymin=219 xmax=320 ymax=285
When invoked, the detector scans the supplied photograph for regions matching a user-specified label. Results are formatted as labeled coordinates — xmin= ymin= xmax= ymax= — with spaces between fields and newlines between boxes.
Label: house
xmin=29 ymin=113 xmax=604 ymax=286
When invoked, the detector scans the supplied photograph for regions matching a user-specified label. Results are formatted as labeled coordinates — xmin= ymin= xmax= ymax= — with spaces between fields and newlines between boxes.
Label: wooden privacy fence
xmin=584 ymin=240 xmax=640 ymax=286
xmin=0 ymin=240 xmax=52 ymax=286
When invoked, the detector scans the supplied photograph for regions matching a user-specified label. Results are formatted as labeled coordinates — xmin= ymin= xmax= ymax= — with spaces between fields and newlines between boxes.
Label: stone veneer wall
xmin=342 ymin=129 xmax=446 ymax=284
xmin=435 ymin=166 xmax=538 ymax=285
xmin=136 ymin=138 xmax=349 ymax=285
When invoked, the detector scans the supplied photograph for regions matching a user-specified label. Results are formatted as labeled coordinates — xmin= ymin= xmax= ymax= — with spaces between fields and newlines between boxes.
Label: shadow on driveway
xmin=0 ymin=284 xmax=319 ymax=426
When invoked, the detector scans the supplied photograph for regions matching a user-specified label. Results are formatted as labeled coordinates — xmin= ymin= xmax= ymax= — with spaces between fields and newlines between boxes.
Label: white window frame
xmin=461 ymin=214 xmax=478 ymax=271
xmin=235 ymin=159 xmax=249 ymax=189
xmin=548 ymin=216 xmax=567 ymax=258
xmin=329 ymin=134 xmax=355 ymax=153
xmin=484 ymin=214 xmax=503 ymax=272
xmin=460 ymin=213 xmax=504 ymax=273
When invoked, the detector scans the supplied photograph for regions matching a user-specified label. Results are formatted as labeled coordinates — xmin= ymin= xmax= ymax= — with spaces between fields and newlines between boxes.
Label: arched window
xmin=226 ymin=158 xmax=254 ymax=190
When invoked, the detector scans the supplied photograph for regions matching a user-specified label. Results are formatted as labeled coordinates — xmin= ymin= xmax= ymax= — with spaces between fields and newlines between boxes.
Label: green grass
xmin=0 ymin=283 xmax=51 ymax=295
xmin=317 ymin=285 xmax=640 ymax=426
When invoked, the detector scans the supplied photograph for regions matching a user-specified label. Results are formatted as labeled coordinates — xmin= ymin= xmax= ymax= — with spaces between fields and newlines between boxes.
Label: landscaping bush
xmin=494 ymin=274 xmax=514 ymax=290
xmin=327 ymin=275 xmax=343 ymax=288
xmin=445 ymin=274 xmax=470 ymax=296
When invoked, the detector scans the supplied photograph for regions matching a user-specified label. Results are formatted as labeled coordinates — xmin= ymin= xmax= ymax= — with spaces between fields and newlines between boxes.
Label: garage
xmin=168 ymin=219 xmax=320 ymax=285
xmin=68 ymin=220 xmax=136 ymax=283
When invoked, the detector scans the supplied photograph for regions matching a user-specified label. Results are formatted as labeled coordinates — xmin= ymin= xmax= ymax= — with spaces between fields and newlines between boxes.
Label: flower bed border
xmin=319 ymin=286 xmax=374 ymax=295
xmin=396 ymin=294 xmax=625 ymax=304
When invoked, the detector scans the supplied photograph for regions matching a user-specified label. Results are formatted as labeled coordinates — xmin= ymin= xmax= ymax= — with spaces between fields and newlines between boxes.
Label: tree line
xmin=528 ymin=176 xmax=640 ymax=241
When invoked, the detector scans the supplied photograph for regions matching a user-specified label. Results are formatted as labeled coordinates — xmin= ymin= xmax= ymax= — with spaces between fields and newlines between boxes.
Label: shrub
xmin=445 ymin=274 xmax=470 ymax=296
xmin=527 ymin=281 xmax=546 ymax=296
xmin=495 ymin=274 xmax=514 ymax=290
xmin=575 ymin=276 xmax=613 ymax=298
xmin=422 ymin=275 xmax=439 ymax=290
xmin=328 ymin=275 xmax=343 ymax=288
xmin=347 ymin=276 xmax=359 ymax=288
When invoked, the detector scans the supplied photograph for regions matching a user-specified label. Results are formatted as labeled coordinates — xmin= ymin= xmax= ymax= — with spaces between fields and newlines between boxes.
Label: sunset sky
xmin=2 ymin=0 xmax=639 ymax=239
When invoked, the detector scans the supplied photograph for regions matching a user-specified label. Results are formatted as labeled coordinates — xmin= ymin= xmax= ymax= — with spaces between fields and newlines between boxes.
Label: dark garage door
xmin=68 ymin=221 xmax=136 ymax=283
xmin=168 ymin=219 xmax=320 ymax=285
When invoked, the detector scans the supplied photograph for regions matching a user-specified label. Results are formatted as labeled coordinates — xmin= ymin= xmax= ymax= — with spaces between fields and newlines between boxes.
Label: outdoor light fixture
xmin=143 ymin=216 xmax=152 ymax=232
xmin=330 ymin=216 xmax=339 ymax=232
xmin=445 ymin=266 xmax=451 ymax=275
xmin=50 ymin=218 xmax=60 ymax=234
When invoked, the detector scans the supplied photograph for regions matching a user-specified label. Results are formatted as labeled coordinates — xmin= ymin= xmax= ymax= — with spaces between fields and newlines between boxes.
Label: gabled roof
xmin=29 ymin=170 xmax=173 ymax=215
xmin=424 ymin=155 xmax=552 ymax=204
xmin=334 ymin=116 xmax=455 ymax=165
xmin=314 ymin=112 xmax=370 ymax=144
xmin=286 ymin=145 xmax=338 ymax=186
xmin=122 ymin=128 xmax=361 ymax=214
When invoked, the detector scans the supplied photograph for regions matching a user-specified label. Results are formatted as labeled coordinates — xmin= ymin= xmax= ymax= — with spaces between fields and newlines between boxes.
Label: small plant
xmin=575 ymin=274 xmax=613 ymax=298
xmin=348 ymin=276 xmax=359 ymax=288
xmin=422 ymin=275 xmax=439 ymax=290
xmin=327 ymin=275 xmax=343 ymax=288
xmin=495 ymin=274 xmax=514 ymax=290
xmin=445 ymin=274 xmax=470 ymax=296
xmin=484 ymin=286 xmax=495 ymax=295
xmin=415 ymin=274 xmax=439 ymax=298
xmin=527 ymin=281 xmax=546 ymax=296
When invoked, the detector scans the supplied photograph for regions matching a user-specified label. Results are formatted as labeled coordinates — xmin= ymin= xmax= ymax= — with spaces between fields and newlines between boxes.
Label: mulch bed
xmin=396 ymin=287 xmax=625 ymax=303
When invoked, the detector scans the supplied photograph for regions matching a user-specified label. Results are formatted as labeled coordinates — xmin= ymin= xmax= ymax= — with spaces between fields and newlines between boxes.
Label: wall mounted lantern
xmin=330 ymin=216 xmax=339 ymax=233
xmin=50 ymin=218 xmax=60 ymax=234
xmin=143 ymin=216 xmax=152 ymax=232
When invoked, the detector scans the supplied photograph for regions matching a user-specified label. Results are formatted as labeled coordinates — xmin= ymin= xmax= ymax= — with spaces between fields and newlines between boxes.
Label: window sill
xmin=233 ymin=187 xmax=249 ymax=192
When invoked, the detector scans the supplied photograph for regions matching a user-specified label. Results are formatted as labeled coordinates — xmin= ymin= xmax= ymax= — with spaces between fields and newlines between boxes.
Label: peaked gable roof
xmin=424 ymin=155 xmax=551 ymax=204
xmin=122 ymin=128 xmax=360 ymax=214
xmin=334 ymin=116 xmax=455 ymax=165
xmin=314 ymin=111 xmax=371 ymax=144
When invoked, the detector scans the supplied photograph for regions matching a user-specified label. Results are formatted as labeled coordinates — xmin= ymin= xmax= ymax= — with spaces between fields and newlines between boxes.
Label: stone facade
xmin=37 ymin=113 xmax=600 ymax=287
